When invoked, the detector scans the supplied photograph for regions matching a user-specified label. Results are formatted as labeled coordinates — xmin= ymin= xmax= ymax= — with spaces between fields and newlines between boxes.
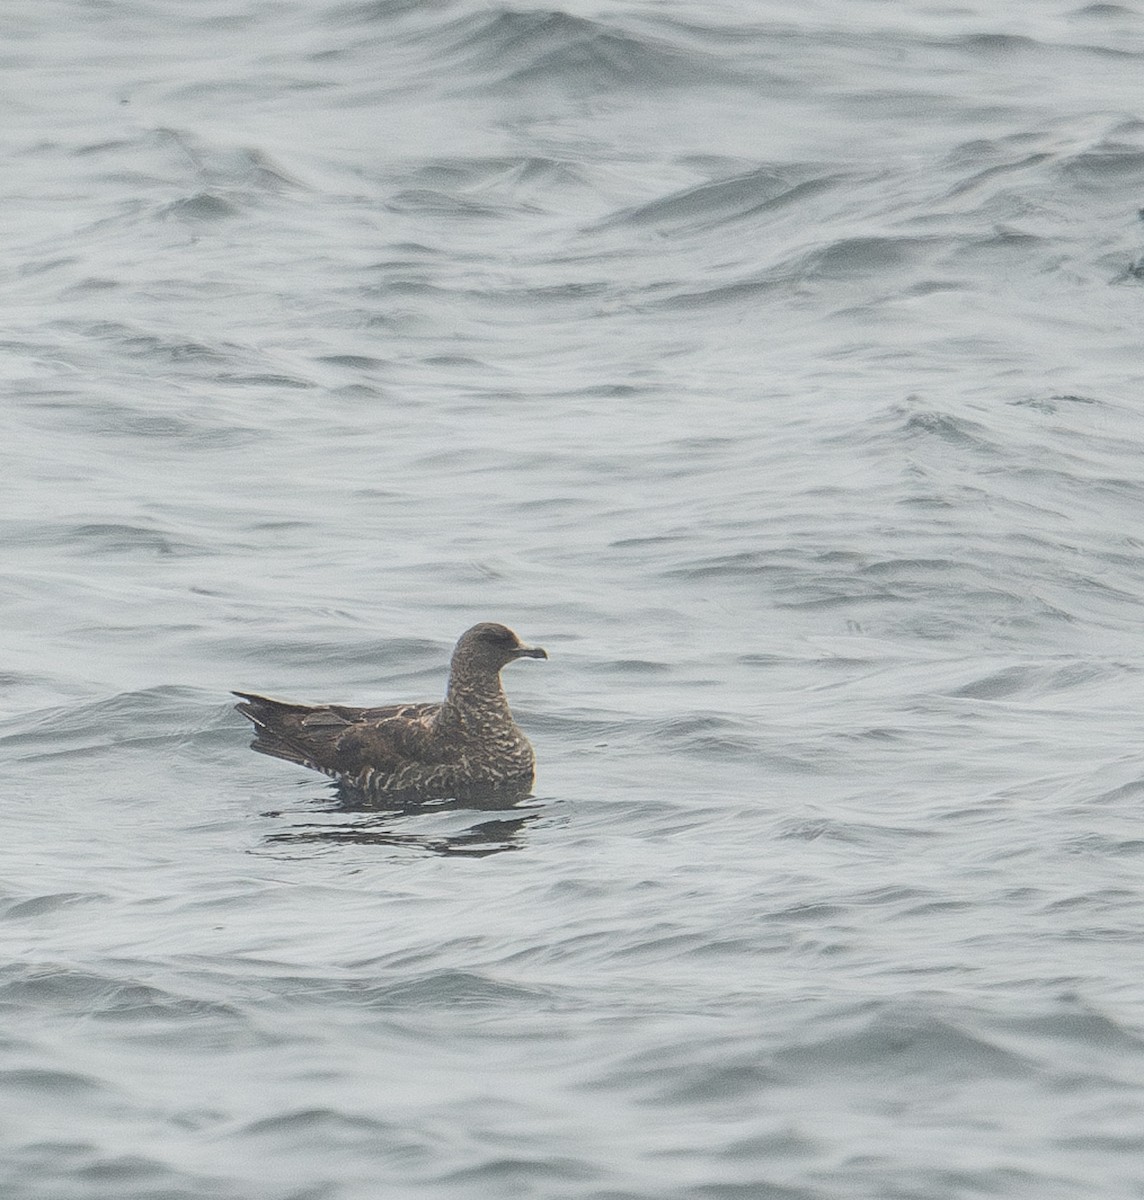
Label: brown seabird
xmin=234 ymin=622 xmax=547 ymax=802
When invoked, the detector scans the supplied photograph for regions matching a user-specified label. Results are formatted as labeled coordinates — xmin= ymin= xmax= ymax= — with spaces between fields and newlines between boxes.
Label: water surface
xmin=5 ymin=2 xmax=1144 ymax=1197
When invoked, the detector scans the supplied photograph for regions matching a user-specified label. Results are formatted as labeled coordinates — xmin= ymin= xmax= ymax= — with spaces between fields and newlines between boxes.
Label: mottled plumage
xmin=234 ymin=622 xmax=547 ymax=802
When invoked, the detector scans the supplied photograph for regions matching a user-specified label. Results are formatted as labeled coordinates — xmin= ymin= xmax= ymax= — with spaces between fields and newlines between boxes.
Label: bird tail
xmin=232 ymin=692 xmax=316 ymax=768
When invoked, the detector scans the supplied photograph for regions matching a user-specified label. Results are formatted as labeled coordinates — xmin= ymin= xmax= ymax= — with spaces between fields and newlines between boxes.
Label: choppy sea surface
xmin=6 ymin=1 xmax=1144 ymax=1196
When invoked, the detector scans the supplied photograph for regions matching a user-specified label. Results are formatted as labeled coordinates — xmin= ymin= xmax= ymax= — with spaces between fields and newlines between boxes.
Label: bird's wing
xmin=233 ymin=694 xmax=445 ymax=779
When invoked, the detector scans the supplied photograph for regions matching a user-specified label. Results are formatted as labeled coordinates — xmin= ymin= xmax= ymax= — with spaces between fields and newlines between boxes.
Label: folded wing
xmin=232 ymin=693 xmax=442 ymax=782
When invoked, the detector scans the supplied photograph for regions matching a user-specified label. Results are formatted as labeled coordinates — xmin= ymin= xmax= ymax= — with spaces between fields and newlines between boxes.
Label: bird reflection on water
xmin=262 ymin=788 xmax=543 ymax=858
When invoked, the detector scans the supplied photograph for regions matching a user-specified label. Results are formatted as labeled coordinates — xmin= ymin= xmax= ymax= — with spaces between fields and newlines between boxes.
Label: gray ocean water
xmin=6 ymin=1 xmax=1144 ymax=1196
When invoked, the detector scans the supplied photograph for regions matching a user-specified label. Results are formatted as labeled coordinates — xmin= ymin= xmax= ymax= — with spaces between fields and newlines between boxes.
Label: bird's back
xmin=234 ymin=692 xmax=534 ymax=801
xmin=234 ymin=693 xmax=440 ymax=780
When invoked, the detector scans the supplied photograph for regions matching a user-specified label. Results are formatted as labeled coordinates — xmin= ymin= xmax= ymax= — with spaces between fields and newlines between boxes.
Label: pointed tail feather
xmin=232 ymin=691 xmax=307 ymax=724
xmin=233 ymin=692 xmax=321 ymax=769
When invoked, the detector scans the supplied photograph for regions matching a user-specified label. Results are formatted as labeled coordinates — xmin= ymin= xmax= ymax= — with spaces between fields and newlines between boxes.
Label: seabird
xmin=234 ymin=622 xmax=547 ymax=802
